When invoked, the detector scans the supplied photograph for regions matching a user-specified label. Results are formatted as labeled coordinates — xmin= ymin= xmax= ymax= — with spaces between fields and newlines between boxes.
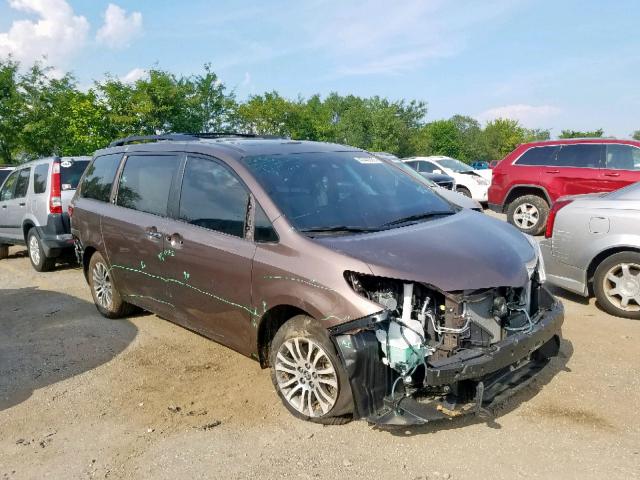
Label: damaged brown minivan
xmin=71 ymin=134 xmax=563 ymax=425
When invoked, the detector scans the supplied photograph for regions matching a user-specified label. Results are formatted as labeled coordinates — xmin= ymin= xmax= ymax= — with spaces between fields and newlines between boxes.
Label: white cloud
xmin=241 ymin=72 xmax=251 ymax=86
xmin=476 ymin=104 xmax=562 ymax=127
xmin=121 ymin=67 xmax=147 ymax=83
xmin=0 ymin=0 xmax=90 ymax=70
xmin=96 ymin=3 xmax=143 ymax=49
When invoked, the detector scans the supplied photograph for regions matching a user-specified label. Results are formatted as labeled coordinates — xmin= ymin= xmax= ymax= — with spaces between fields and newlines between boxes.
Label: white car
xmin=403 ymin=156 xmax=490 ymax=202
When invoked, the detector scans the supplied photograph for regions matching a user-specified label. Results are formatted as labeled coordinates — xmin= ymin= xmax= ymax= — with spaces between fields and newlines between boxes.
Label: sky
xmin=1 ymin=0 xmax=639 ymax=138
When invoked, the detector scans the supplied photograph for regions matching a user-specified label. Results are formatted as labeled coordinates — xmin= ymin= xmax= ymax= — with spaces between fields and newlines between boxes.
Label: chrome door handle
xmin=604 ymin=172 xmax=620 ymax=177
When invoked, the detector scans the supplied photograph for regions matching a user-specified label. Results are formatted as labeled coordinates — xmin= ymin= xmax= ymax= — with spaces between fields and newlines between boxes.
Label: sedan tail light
xmin=545 ymin=200 xmax=573 ymax=238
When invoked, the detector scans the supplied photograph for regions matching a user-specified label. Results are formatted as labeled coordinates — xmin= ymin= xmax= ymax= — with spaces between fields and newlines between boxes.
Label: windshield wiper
xmin=299 ymin=225 xmax=380 ymax=235
xmin=381 ymin=211 xmax=455 ymax=227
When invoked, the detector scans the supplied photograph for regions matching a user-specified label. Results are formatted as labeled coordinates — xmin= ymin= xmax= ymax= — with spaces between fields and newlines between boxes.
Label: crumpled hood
xmin=314 ymin=210 xmax=535 ymax=291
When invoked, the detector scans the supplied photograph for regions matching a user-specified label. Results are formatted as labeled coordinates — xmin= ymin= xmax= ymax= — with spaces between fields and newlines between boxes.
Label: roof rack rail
xmin=109 ymin=133 xmax=194 ymax=147
xmin=109 ymin=132 xmax=288 ymax=147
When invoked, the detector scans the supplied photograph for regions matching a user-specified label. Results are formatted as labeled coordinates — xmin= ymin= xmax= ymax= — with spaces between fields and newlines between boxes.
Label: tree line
xmin=1 ymin=59 xmax=631 ymax=165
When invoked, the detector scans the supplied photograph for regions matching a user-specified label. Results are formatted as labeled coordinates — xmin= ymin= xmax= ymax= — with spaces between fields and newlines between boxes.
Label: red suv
xmin=488 ymin=139 xmax=640 ymax=235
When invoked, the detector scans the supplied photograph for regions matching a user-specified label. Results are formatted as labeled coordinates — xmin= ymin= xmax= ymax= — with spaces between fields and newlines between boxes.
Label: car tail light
xmin=545 ymin=200 xmax=573 ymax=238
xmin=49 ymin=160 xmax=62 ymax=214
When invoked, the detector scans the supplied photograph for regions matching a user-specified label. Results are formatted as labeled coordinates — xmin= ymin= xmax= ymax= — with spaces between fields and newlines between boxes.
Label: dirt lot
xmin=1 ymin=233 xmax=639 ymax=479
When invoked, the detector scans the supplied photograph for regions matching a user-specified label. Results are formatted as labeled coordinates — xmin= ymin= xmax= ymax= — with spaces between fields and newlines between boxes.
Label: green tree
xmin=0 ymin=59 xmax=25 ymax=164
xmin=481 ymin=118 xmax=526 ymax=160
xmin=449 ymin=115 xmax=483 ymax=162
xmin=558 ymin=128 xmax=604 ymax=138
xmin=632 ymin=130 xmax=640 ymax=141
xmin=413 ymin=119 xmax=462 ymax=158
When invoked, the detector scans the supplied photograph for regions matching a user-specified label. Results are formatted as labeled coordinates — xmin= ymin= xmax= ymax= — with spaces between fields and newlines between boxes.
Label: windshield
xmin=60 ymin=159 xmax=90 ymax=190
xmin=241 ymin=152 xmax=456 ymax=233
xmin=438 ymin=158 xmax=474 ymax=173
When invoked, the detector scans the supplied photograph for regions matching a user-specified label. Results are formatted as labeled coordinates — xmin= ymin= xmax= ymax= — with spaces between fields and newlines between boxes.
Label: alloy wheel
xmin=603 ymin=262 xmax=640 ymax=312
xmin=274 ymin=337 xmax=338 ymax=417
xmin=29 ymin=235 xmax=41 ymax=266
xmin=513 ymin=203 xmax=540 ymax=229
xmin=92 ymin=262 xmax=113 ymax=310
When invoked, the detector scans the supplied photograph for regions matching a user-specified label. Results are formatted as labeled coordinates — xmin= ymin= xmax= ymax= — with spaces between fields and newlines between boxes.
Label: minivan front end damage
xmin=330 ymin=272 xmax=563 ymax=425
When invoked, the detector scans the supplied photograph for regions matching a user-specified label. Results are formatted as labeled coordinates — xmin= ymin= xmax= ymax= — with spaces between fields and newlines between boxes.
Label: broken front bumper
xmin=330 ymin=287 xmax=564 ymax=426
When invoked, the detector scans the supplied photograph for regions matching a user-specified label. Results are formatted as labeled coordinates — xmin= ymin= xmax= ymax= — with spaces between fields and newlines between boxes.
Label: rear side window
xmin=178 ymin=156 xmax=249 ymax=238
xmin=515 ymin=146 xmax=560 ymax=166
xmin=14 ymin=168 xmax=30 ymax=198
xmin=0 ymin=170 xmax=19 ymax=201
xmin=419 ymin=162 xmax=438 ymax=173
xmin=556 ymin=144 xmax=602 ymax=168
xmin=81 ymin=154 xmax=122 ymax=202
xmin=33 ymin=164 xmax=49 ymax=194
xmin=117 ymin=154 xmax=180 ymax=216
xmin=606 ymin=145 xmax=640 ymax=171
xmin=60 ymin=159 xmax=89 ymax=191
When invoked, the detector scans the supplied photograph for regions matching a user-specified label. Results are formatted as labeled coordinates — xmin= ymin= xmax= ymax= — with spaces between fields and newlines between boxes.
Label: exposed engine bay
xmin=333 ymin=271 xmax=563 ymax=425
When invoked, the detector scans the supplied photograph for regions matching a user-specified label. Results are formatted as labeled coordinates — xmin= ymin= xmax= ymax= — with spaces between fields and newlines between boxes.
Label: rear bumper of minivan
xmin=331 ymin=287 xmax=564 ymax=426
xmin=34 ymin=213 xmax=74 ymax=257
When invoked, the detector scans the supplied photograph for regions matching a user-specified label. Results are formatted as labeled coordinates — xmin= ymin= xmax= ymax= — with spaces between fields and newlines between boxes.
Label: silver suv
xmin=0 ymin=156 xmax=90 ymax=271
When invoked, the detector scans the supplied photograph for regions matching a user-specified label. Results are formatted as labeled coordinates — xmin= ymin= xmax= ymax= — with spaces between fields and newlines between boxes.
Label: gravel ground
xmin=1 ymin=222 xmax=639 ymax=479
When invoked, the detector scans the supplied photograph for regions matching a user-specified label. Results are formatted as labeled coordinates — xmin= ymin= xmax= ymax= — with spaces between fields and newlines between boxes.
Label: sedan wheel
xmin=274 ymin=337 xmax=339 ymax=418
xmin=594 ymin=252 xmax=640 ymax=320
xmin=602 ymin=262 xmax=640 ymax=312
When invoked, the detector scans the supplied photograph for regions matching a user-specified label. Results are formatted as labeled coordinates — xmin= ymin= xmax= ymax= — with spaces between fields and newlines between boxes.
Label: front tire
xmin=507 ymin=195 xmax=549 ymax=236
xmin=456 ymin=186 xmax=472 ymax=198
xmin=88 ymin=251 xmax=135 ymax=319
xmin=27 ymin=230 xmax=55 ymax=272
xmin=269 ymin=315 xmax=353 ymax=424
xmin=593 ymin=252 xmax=640 ymax=320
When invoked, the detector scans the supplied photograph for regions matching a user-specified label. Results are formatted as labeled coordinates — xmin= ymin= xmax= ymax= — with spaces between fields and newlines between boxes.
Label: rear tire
xmin=88 ymin=251 xmax=135 ymax=319
xmin=593 ymin=252 xmax=640 ymax=320
xmin=269 ymin=315 xmax=353 ymax=424
xmin=27 ymin=230 xmax=55 ymax=272
xmin=507 ymin=195 xmax=549 ymax=236
xmin=0 ymin=244 xmax=9 ymax=260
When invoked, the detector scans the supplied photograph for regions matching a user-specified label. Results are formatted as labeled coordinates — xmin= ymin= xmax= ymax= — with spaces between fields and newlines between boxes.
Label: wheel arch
xmin=82 ymin=245 xmax=98 ymax=282
xmin=257 ymin=304 xmax=315 ymax=368
xmin=22 ymin=219 xmax=36 ymax=243
xmin=586 ymin=246 xmax=640 ymax=293
xmin=504 ymin=185 xmax=551 ymax=212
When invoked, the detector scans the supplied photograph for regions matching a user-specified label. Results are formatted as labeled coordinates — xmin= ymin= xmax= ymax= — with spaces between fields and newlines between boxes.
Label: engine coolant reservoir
xmin=375 ymin=318 xmax=426 ymax=373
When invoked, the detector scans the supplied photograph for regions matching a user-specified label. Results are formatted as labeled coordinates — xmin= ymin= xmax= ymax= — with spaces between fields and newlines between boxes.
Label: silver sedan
xmin=541 ymin=182 xmax=640 ymax=319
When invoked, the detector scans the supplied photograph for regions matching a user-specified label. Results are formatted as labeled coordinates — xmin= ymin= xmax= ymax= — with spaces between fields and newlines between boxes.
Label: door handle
xmin=145 ymin=226 xmax=163 ymax=240
xmin=545 ymin=170 xmax=560 ymax=174
xmin=19 ymin=202 xmax=26 ymax=207
xmin=166 ymin=233 xmax=184 ymax=247
xmin=604 ymin=172 xmax=620 ymax=177
xmin=1 ymin=205 xmax=6 ymax=209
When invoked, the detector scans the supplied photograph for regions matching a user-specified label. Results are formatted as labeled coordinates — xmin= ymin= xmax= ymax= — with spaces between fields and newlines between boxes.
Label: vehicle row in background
xmin=0 ymin=156 xmax=90 ymax=270
xmin=489 ymin=138 xmax=640 ymax=235
xmin=542 ymin=182 xmax=640 ymax=319
xmin=403 ymin=156 xmax=491 ymax=202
